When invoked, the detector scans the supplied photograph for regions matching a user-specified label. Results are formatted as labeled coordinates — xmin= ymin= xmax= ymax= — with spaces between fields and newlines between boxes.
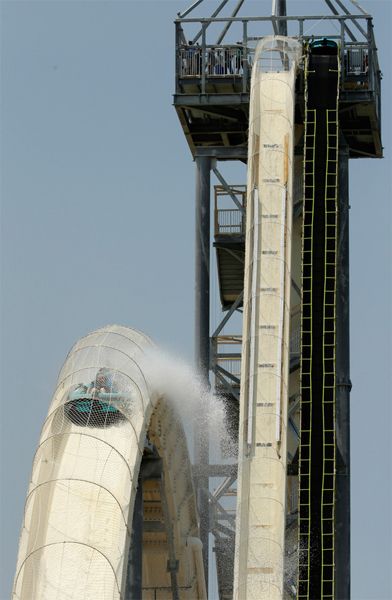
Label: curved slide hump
xmin=13 ymin=325 xmax=206 ymax=600
xmin=234 ymin=37 xmax=302 ymax=600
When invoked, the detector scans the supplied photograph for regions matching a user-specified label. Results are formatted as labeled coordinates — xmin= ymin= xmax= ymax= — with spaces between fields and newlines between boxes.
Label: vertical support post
xmin=299 ymin=18 xmax=304 ymax=39
xmin=276 ymin=0 xmax=287 ymax=36
xmin=201 ymin=24 xmax=207 ymax=95
xmin=175 ymin=23 xmax=180 ymax=94
xmin=195 ymin=154 xmax=211 ymax=591
xmin=341 ymin=21 xmax=346 ymax=88
xmin=242 ymin=20 xmax=248 ymax=93
xmin=195 ymin=155 xmax=211 ymax=382
xmin=126 ymin=475 xmax=143 ymax=600
xmin=367 ymin=18 xmax=374 ymax=93
xmin=335 ymin=140 xmax=351 ymax=600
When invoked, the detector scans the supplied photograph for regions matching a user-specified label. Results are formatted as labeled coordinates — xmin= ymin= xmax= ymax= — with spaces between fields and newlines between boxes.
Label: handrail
xmin=215 ymin=208 xmax=245 ymax=236
xmin=175 ymin=9 xmax=380 ymax=98
xmin=176 ymin=14 xmax=370 ymax=23
xmin=214 ymin=184 xmax=246 ymax=236
xmin=177 ymin=36 xmax=379 ymax=95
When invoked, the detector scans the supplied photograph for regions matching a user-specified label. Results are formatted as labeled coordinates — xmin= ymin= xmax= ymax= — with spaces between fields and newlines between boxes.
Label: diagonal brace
xmin=212 ymin=166 xmax=245 ymax=213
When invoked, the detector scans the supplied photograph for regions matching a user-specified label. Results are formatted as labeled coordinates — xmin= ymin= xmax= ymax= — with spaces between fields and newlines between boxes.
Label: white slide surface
xmin=234 ymin=37 xmax=302 ymax=600
xmin=13 ymin=325 xmax=206 ymax=600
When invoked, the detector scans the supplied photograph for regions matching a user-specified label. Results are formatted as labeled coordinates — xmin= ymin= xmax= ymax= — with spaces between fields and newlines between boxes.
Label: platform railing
xmin=179 ymin=45 xmax=251 ymax=78
xmin=175 ymin=13 xmax=380 ymax=99
xmin=178 ymin=40 xmax=377 ymax=91
xmin=345 ymin=45 xmax=368 ymax=75
xmin=341 ymin=43 xmax=373 ymax=93
xmin=215 ymin=208 xmax=244 ymax=236
xmin=214 ymin=184 xmax=246 ymax=236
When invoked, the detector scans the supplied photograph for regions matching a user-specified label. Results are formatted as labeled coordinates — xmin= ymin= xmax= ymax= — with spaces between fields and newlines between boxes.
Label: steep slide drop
xmin=234 ymin=37 xmax=302 ymax=600
xmin=13 ymin=325 xmax=206 ymax=600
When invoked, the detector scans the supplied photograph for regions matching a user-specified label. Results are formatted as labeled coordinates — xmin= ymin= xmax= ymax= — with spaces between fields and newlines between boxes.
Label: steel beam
xmin=212 ymin=475 xmax=237 ymax=500
xmin=126 ymin=475 xmax=143 ymax=600
xmin=325 ymin=0 xmax=357 ymax=41
xmin=195 ymin=156 xmax=211 ymax=378
xmin=160 ymin=478 xmax=180 ymax=600
xmin=334 ymin=0 xmax=367 ymax=37
xmin=192 ymin=0 xmax=230 ymax=44
xmin=216 ymin=0 xmax=245 ymax=44
xmin=194 ymin=146 xmax=248 ymax=160
xmin=213 ymin=370 xmax=240 ymax=401
xmin=274 ymin=0 xmax=288 ymax=36
xmin=215 ymin=364 xmax=240 ymax=385
xmin=212 ymin=166 xmax=245 ymax=213
xmin=195 ymin=155 xmax=211 ymax=589
xmin=211 ymin=291 xmax=243 ymax=339
xmin=176 ymin=13 xmax=368 ymax=23
xmin=125 ymin=456 xmax=163 ymax=599
xmin=193 ymin=463 xmax=238 ymax=478
xmin=335 ymin=140 xmax=351 ymax=600
xmin=177 ymin=0 xmax=205 ymax=20
xmin=174 ymin=95 xmax=250 ymax=108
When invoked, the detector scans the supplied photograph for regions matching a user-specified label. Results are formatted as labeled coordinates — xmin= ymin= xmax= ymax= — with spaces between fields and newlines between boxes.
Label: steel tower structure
xmin=173 ymin=1 xmax=382 ymax=598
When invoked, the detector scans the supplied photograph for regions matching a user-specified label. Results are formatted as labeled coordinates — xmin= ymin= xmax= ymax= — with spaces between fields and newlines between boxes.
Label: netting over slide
xmin=13 ymin=325 xmax=206 ymax=600
xmin=234 ymin=37 xmax=302 ymax=600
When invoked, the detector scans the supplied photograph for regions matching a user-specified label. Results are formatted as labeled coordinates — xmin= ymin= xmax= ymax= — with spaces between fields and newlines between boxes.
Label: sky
xmin=1 ymin=1 xmax=391 ymax=599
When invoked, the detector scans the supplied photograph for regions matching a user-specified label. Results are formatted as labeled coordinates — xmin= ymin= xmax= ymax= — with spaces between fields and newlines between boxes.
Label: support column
xmin=335 ymin=141 xmax=351 ymax=600
xmin=126 ymin=475 xmax=143 ymax=600
xmin=194 ymin=155 xmax=211 ymax=590
xmin=275 ymin=0 xmax=287 ymax=36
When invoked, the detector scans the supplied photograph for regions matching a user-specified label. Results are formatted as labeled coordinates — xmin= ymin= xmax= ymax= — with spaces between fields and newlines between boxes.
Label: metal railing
xmin=178 ymin=40 xmax=376 ymax=89
xmin=179 ymin=45 xmax=251 ymax=78
xmin=214 ymin=184 xmax=246 ymax=236
xmin=216 ymin=208 xmax=244 ymax=236
xmin=345 ymin=45 xmax=368 ymax=75
xmin=175 ymin=13 xmax=381 ymax=101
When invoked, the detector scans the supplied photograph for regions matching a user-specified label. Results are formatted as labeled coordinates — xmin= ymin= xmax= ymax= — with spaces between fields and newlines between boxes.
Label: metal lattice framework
xmin=173 ymin=1 xmax=382 ymax=598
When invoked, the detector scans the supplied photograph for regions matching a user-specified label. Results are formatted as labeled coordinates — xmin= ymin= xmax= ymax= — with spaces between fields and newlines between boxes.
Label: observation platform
xmin=174 ymin=14 xmax=382 ymax=158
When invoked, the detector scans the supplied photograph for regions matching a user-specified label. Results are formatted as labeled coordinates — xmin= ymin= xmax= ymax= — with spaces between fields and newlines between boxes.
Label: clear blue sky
xmin=1 ymin=1 xmax=391 ymax=599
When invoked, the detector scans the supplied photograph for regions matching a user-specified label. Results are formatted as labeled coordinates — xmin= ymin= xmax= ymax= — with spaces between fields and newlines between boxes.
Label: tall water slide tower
xmin=173 ymin=1 xmax=382 ymax=598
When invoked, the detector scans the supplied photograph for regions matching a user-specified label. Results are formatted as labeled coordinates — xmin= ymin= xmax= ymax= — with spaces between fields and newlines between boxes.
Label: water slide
xmin=13 ymin=35 xmax=341 ymax=600
xmin=13 ymin=325 xmax=206 ymax=600
xmin=234 ymin=37 xmax=302 ymax=600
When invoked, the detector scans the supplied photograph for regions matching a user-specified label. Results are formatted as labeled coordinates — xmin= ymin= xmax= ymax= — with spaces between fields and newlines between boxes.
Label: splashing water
xmin=139 ymin=346 xmax=237 ymax=461
xmin=141 ymin=346 xmax=299 ymax=597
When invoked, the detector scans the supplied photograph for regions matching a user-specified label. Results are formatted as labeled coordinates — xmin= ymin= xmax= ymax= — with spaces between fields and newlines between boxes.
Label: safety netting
xmin=13 ymin=326 xmax=205 ymax=600
xmin=234 ymin=37 xmax=302 ymax=600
